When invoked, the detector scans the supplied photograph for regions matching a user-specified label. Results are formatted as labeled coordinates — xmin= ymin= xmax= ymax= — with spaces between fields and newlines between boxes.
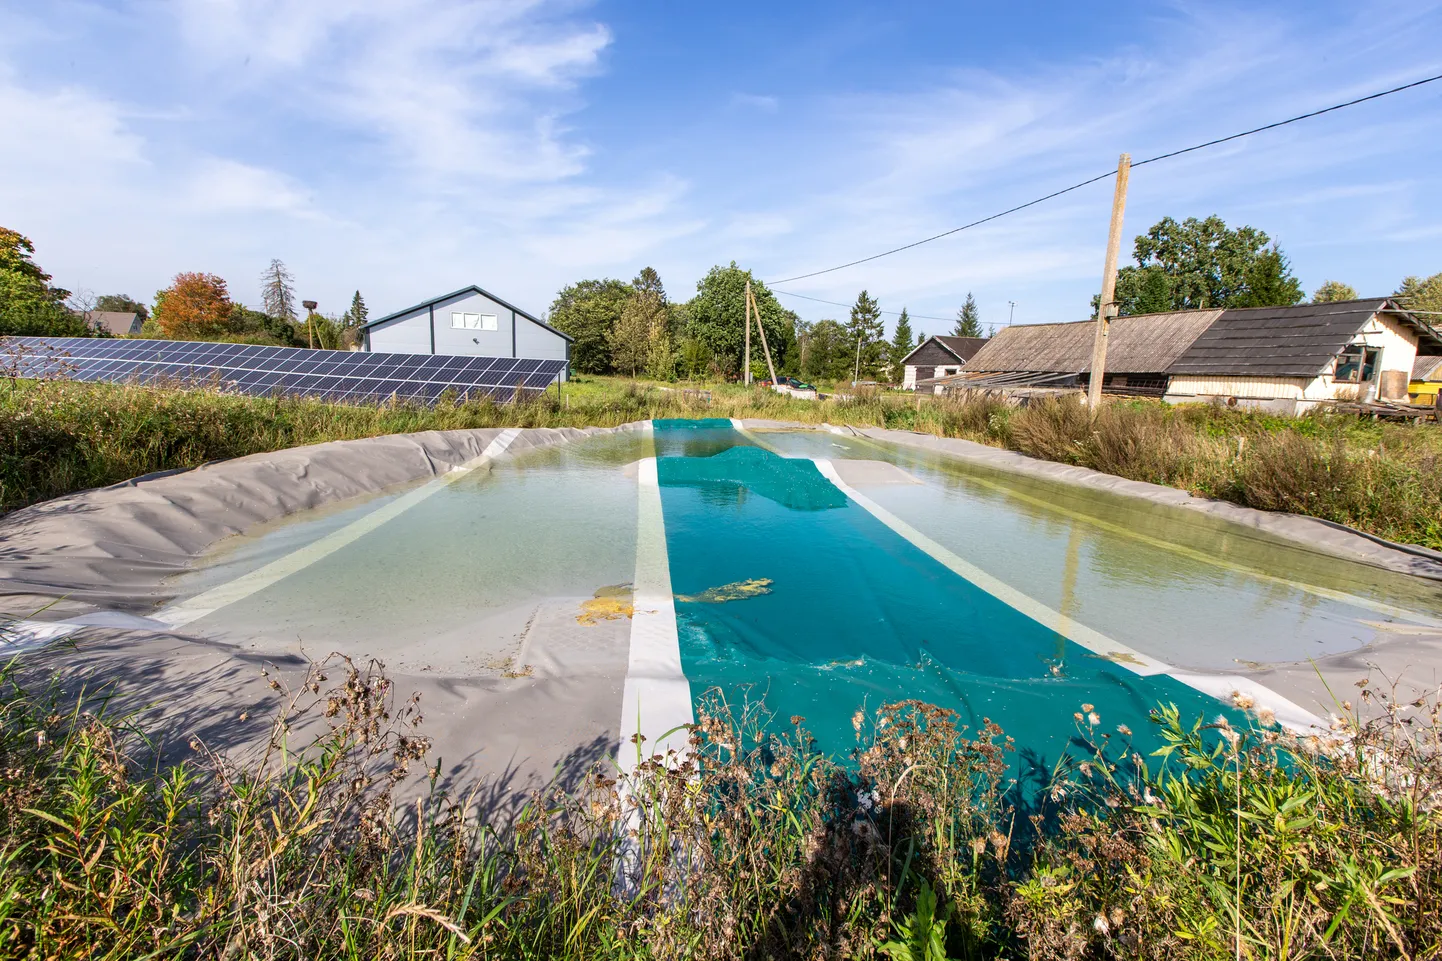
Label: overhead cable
xmin=766 ymin=70 xmax=1442 ymax=286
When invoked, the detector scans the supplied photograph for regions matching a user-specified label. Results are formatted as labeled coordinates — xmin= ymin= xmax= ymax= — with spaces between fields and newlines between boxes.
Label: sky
xmin=1 ymin=0 xmax=1440 ymax=338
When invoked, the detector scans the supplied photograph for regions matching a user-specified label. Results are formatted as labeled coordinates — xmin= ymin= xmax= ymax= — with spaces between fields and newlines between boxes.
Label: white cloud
xmin=185 ymin=158 xmax=313 ymax=214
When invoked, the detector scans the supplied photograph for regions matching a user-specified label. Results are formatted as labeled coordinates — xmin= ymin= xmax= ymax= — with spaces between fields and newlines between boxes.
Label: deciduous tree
xmin=152 ymin=272 xmax=233 ymax=340
xmin=0 ymin=227 xmax=85 ymax=336
xmin=1106 ymin=215 xmax=1303 ymax=314
xmin=1311 ymin=280 xmax=1358 ymax=304
xmin=683 ymin=263 xmax=796 ymax=379
xmin=548 ymin=278 xmax=631 ymax=374
xmin=953 ymin=293 xmax=982 ymax=337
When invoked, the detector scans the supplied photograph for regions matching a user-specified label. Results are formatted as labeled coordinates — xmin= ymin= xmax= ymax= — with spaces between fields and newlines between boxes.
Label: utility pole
xmin=1008 ymin=301 xmax=1016 ymax=327
xmin=302 ymin=299 xmax=319 ymax=349
xmin=853 ymin=329 xmax=863 ymax=387
xmin=1087 ymin=153 xmax=1131 ymax=409
xmin=748 ymin=283 xmax=780 ymax=387
xmin=743 ymin=279 xmax=752 ymax=386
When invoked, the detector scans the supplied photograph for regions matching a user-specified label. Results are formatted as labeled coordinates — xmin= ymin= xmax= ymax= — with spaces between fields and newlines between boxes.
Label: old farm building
xmin=362 ymin=285 xmax=573 ymax=377
xmin=900 ymin=335 xmax=988 ymax=389
xmin=930 ymin=299 xmax=1441 ymax=414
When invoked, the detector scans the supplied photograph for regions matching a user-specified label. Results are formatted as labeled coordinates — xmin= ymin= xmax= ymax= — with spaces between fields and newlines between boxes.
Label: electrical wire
xmin=770 ymin=288 xmax=956 ymax=322
xmin=765 ymin=70 xmax=1442 ymax=287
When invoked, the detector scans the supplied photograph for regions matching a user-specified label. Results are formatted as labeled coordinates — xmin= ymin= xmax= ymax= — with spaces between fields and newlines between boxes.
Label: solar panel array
xmin=5 ymin=337 xmax=567 ymax=405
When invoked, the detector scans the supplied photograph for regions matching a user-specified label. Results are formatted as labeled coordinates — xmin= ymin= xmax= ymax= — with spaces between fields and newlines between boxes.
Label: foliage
xmin=0 ymin=271 xmax=88 ymax=337
xmin=953 ymin=293 xmax=983 ymax=338
xmin=547 ymin=278 xmax=632 ymax=374
xmin=610 ymin=291 xmax=655 ymax=378
xmin=1395 ymin=270 xmax=1442 ymax=317
xmin=684 ymin=263 xmax=796 ymax=379
xmin=1312 ymin=280 xmax=1359 ymax=304
xmin=890 ymin=308 xmax=915 ymax=379
xmin=0 ymin=228 xmax=87 ymax=337
xmin=344 ymin=290 xmax=368 ymax=327
xmin=847 ymin=289 xmax=885 ymax=382
xmin=1108 ymin=215 xmax=1303 ymax=315
xmin=94 ymin=294 xmax=149 ymax=321
xmin=260 ymin=258 xmax=297 ymax=322
xmin=1 ymin=645 xmax=1439 ymax=960
xmin=798 ymin=318 xmax=851 ymax=383
xmin=151 ymin=272 xmax=233 ymax=340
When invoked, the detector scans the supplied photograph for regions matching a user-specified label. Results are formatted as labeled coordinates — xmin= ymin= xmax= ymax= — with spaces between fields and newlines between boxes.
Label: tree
xmin=95 ymin=294 xmax=149 ymax=320
xmin=953 ymin=293 xmax=982 ymax=337
xmin=683 ymin=263 xmax=796 ymax=379
xmin=260 ymin=259 xmax=297 ymax=322
xmin=610 ymin=268 xmax=672 ymax=379
xmin=1395 ymin=271 xmax=1442 ymax=317
xmin=1311 ymin=280 xmax=1358 ymax=304
xmin=152 ymin=272 xmax=232 ymax=340
xmin=344 ymin=290 xmax=368 ymax=327
xmin=0 ymin=227 xmax=86 ymax=336
xmin=846 ymin=290 xmax=884 ymax=382
xmin=889 ymin=308 xmax=915 ymax=378
xmin=548 ymin=278 xmax=631 ymax=374
xmin=1105 ymin=215 xmax=1303 ymax=315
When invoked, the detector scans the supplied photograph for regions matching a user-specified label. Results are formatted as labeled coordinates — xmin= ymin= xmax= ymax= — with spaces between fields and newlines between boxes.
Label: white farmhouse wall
xmin=515 ymin=314 xmax=569 ymax=362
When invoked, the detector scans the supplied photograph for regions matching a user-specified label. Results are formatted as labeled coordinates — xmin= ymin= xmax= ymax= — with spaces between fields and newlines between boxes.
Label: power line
xmin=766 ymin=70 xmax=1442 ymax=287
xmin=771 ymin=288 xmax=956 ymax=323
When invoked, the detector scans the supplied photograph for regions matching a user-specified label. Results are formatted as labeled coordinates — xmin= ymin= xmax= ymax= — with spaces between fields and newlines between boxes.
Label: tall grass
xmin=4 ymin=377 xmax=1441 ymax=548
xmin=2 ymin=647 xmax=1439 ymax=959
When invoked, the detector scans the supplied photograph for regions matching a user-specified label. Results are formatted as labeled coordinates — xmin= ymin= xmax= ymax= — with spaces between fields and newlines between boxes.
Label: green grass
xmin=1 ymin=647 xmax=1439 ymax=960
xmin=4 ymin=375 xmax=1442 ymax=548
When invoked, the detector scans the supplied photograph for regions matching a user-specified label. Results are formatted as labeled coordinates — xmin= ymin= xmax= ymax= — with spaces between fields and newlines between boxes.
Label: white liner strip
xmin=813 ymin=457 xmax=1326 ymax=733
xmin=153 ymin=428 xmax=523 ymax=629
xmin=617 ymin=453 xmax=693 ymax=776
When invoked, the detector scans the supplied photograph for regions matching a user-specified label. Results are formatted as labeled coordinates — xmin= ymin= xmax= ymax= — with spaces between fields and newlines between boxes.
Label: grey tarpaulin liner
xmin=3 ymin=419 xmax=1441 ymax=810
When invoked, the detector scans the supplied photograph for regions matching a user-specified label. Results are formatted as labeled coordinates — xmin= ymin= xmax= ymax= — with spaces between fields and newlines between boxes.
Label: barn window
xmin=451 ymin=312 xmax=499 ymax=331
xmin=1335 ymin=346 xmax=1380 ymax=383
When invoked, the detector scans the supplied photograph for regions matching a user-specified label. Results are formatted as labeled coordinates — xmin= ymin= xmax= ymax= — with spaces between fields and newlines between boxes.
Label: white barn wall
xmin=365 ymin=288 xmax=570 ymax=378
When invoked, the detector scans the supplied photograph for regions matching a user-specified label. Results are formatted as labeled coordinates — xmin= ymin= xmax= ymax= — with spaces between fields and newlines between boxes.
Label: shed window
xmin=1335 ymin=346 xmax=1380 ymax=383
xmin=451 ymin=312 xmax=498 ymax=331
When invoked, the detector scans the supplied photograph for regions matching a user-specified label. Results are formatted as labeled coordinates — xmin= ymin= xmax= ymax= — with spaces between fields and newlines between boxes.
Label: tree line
xmin=0 ymin=228 xmax=368 ymax=349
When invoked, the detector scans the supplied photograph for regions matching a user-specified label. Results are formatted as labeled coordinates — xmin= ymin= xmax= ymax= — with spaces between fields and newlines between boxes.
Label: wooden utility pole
xmin=1086 ymin=153 xmax=1131 ymax=409
xmin=748 ymin=284 xmax=780 ymax=387
xmin=743 ymin=279 xmax=753 ymax=386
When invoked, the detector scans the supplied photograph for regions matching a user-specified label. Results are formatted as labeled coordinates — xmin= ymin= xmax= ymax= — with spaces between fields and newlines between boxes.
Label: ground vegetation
xmin=0 ymin=645 xmax=1437 ymax=960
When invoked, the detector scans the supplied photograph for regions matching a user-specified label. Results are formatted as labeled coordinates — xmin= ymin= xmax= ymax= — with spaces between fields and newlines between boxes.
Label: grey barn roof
xmin=901 ymin=335 xmax=987 ymax=366
xmin=1416 ymin=354 xmax=1442 ymax=382
xmin=363 ymin=285 xmax=574 ymax=342
xmin=89 ymin=311 xmax=143 ymax=336
xmin=964 ymin=310 xmax=1221 ymax=374
xmin=1167 ymin=299 xmax=1440 ymax=377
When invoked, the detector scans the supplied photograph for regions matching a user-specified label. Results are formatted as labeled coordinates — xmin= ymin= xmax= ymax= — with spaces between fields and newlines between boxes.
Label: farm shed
xmin=1163 ymin=299 xmax=1441 ymax=413
xmin=900 ymin=335 xmax=987 ymax=390
xmin=929 ymin=310 xmax=1220 ymax=396
xmin=1407 ymin=354 xmax=1442 ymax=405
xmin=362 ymin=285 xmax=573 ymax=378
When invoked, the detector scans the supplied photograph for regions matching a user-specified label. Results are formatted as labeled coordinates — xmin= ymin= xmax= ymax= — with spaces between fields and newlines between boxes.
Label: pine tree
xmin=346 ymin=290 xmax=368 ymax=327
xmin=953 ymin=293 xmax=982 ymax=337
xmin=260 ymin=259 xmax=296 ymax=322
xmin=889 ymin=308 xmax=915 ymax=381
xmin=846 ymin=290 xmax=884 ymax=382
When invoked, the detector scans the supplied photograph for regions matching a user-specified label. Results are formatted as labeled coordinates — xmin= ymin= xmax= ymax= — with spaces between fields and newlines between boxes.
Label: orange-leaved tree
xmin=152 ymin=272 xmax=232 ymax=340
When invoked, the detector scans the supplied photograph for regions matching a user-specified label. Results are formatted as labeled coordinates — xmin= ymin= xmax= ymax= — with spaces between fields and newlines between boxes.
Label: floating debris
xmin=675 ymin=578 xmax=774 ymax=604
xmin=577 ymin=584 xmax=636 ymax=625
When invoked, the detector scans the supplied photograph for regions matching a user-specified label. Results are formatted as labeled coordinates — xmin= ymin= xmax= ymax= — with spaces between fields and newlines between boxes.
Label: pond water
xmin=160 ymin=420 xmax=1442 ymax=772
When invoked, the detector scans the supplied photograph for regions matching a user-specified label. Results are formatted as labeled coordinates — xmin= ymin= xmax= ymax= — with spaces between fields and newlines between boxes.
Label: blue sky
xmin=2 ymin=0 xmax=1440 ymax=337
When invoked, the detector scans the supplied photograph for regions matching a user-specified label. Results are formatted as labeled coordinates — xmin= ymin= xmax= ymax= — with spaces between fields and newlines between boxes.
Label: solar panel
xmin=3 ymin=337 xmax=567 ymax=406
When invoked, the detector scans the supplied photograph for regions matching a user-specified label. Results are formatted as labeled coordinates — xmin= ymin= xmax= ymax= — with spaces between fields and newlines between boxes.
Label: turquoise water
xmin=653 ymin=422 xmax=1239 ymax=771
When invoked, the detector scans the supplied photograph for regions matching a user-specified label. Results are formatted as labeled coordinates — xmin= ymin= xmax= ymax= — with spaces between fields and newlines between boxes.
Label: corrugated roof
xmin=1415 ymin=354 xmax=1442 ymax=382
xmin=964 ymin=310 xmax=1220 ymax=374
xmin=900 ymin=335 xmax=987 ymax=365
xmin=1165 ymin=299 xmax=1437 ymax=377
